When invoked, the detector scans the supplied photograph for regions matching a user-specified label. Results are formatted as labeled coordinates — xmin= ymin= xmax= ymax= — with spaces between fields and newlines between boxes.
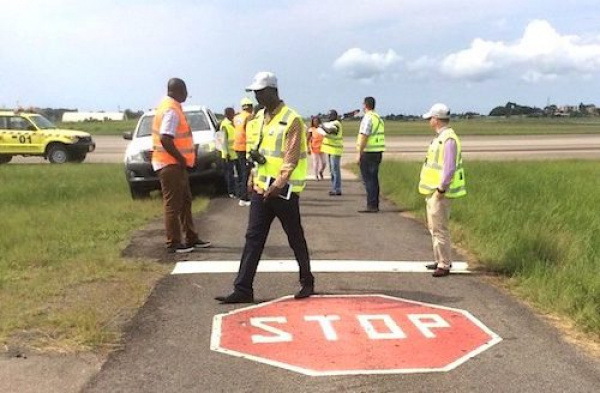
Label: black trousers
xmin=234 ymin=191 xmax=314 ymax=295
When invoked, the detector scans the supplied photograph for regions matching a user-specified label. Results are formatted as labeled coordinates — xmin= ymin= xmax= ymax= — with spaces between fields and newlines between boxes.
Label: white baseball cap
xmin=245 ymin=71 xmax=278 ymax=91
xmin=423 ymin=103 xmax=450 ymax=120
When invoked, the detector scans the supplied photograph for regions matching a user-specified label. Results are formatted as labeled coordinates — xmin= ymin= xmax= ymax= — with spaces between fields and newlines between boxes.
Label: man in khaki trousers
xmin=419 ymin=103 xmax=467 ymax=277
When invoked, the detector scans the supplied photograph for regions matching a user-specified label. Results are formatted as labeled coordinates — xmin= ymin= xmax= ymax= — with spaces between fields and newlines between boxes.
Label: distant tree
xmin=124 ymin=109 xmax=143 ymax=120
xmin=489 ymin=106 xmax=508 ymax=116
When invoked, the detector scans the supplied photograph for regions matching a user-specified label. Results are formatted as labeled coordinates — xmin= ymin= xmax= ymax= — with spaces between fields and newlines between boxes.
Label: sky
xmin=1 ymin=0 xmax=599 ymax=116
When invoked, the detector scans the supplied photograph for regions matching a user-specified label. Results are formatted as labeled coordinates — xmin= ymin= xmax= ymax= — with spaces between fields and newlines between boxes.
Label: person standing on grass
xmin=151 ymin=78 xmax=211 ymax=253
xmin=215 ymin=71 xmax=314 ymax=304
xmin=320 ymin=110 xmax=344 ymax=195
xmin=307 ymin=116 xmax=327 ymax=181
xmin=219 ymin=107 xmax=237 ymax=198
xmin=419 ymin=103 xmax=466 ymax=277
xmin=233 ymin=97 xmax=254 ymax=206
xmin=356 ymin=97 xmax=385 ymax=212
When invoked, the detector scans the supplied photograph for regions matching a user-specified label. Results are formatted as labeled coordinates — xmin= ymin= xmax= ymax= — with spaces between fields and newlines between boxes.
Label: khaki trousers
xmin=157 ymin=165 xmax=198 ymax=248
xmin=426 ymin=194 xmax=452 ymax=269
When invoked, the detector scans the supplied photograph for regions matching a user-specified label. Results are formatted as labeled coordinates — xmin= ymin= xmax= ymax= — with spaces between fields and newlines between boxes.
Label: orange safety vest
xmin=233 ymin=110 xmax=251 ymax=152
xmin=308 ymin=126 xmax=324 ymax=154
xmin=151 ymin=97 xmax=196 ymax=167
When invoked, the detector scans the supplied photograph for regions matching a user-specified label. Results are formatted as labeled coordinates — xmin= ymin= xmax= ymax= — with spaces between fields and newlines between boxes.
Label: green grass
xmin=378 ymin=160 xmax=600 ymax=336
xmin=0 ymin=164 xmax=207 ymax=352
xmin=58 ymin=117 xmax=600 ymax=137
xmin=341 ymin=117 xmax=600 ymax=136
xmin=57 ymin=119 xmax=139 ymax=136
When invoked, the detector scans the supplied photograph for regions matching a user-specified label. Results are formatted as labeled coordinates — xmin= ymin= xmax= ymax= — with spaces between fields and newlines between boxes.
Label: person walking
xmin=419 ymin=103 xmax=467 ymax=277
xmin=307 ymin=116 xmax=327 ymax=181
xmin=219 ymin=107 xmax=237 ymax=198
xmin=356 ymin=97 xmax=385 ymax=212
xmin=215 ymin=71 xmax=314 ymax=303
xmin=233 ymin=97 xmax=254 ymax=206
xmin=320 ymin=110 xmax=343 ymax=195
xmin=151 ymin=78 xmax=211 ymax=253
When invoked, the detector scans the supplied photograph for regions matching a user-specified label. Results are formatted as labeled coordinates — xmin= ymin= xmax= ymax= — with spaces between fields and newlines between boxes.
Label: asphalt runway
xmin=7 ymin=134 xmax=600 ymax=164
xmin=82 ymin=175 xmax=600 ymax=392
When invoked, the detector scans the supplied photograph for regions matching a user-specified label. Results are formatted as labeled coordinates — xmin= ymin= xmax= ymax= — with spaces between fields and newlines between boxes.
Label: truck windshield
xmin=29 ymin=115 xmax=57 ymax=129
xmin=136 ymin=111 xmax=211 ymax=138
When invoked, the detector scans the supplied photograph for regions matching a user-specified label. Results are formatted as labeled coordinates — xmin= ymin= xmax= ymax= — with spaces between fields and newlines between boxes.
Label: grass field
xmin=378 ymin=160 xmax=600 ymax=336
xmin=55 ymin=117 xmax=600 ymax=136
xmin=342 ymin=117 xmax=600 ymax=136
xmin=0 ymin=164 xmax=208 ymax=352
xmin=57 ymin=119 xmax=139 ymax=136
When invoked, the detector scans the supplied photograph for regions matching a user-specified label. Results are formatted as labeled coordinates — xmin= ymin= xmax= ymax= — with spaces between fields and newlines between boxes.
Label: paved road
xmin=8 ymin=134 xmax=600 ymax=164
xmin=83 ymin=174 xmax=600 ymax=392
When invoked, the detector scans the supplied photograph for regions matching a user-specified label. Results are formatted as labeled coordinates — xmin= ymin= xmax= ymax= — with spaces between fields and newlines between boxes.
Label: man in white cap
xmin=215 ymin=71 xmax=314 ymax=303
xmin=419 ymin=103 xmax=467 ymax=277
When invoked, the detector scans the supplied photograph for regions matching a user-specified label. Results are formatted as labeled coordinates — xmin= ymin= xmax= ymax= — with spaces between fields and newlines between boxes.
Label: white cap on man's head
xmin=245 ymin=71 xmax=278 ymax=91
xmin=423 ymin=103 xmax=450 ymax=120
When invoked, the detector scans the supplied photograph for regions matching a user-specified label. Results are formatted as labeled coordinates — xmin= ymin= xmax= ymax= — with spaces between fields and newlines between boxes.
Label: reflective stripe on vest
xmin=233 ymin=111 xmax=251 ymax=152
xmin=418 ymin=128 xmax=467 ymax=198
xmin=151 ymin=97 xmax=195 ymax=167
xmin=321 ymin=120 xmax=343 ymax=156
xmin=255 ymin=106 xmax=308 ymax=193
xmin=362 ymin=111 xmax=385 ymax=152
xmin=219 ymin=118 xmax=237 ymax=159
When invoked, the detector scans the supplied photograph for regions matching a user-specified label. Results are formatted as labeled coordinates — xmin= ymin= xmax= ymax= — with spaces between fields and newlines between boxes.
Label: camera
xmin=249 ymin=149 xmax=267 ymax=165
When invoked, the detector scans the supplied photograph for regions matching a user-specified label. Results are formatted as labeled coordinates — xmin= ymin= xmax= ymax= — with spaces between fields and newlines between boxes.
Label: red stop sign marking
xmin=211 ymin=295 xmax=501 ymax=376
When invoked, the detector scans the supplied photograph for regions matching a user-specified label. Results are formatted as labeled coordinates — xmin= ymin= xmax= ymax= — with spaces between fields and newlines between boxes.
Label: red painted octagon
xmin=211 ymin=295 xmax=501 ymax=376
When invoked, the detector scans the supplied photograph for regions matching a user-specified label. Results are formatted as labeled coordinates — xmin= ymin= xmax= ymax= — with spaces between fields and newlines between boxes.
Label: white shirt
xmin=359 ymin=113 xmax=373 ymax=136
xmin=152 ymin=109 xmax=179 ymax=171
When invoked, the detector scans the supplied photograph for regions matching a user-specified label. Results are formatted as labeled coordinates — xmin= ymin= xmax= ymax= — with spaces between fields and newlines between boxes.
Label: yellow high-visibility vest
xmin=419 ymin=128 xmax=467 ymax=198
xmin=255 ymin=105 xmax=308 ymax=193
xmin=321 ymin=120 xmax=343 ymax=156
xmin=358 ymin=111 xmax=385 ymax=153
xmin=219 ymin=118 xmax=237 ymax=160
xmin=245 ymin=109 xmax=264 ymax=155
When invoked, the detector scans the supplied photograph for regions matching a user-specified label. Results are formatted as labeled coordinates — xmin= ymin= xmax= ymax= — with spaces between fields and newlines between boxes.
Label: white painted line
xmin=172 ymin=260 xmax=470 ymax=275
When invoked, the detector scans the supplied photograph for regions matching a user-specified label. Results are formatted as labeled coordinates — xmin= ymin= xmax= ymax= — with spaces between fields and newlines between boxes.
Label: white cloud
xmin=332 ymin=48 xmax=401 ymax=81
xmin=439 ymin=19 xmax=600 ymax=82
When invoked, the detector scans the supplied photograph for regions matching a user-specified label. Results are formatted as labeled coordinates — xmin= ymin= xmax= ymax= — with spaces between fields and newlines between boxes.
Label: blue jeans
xmin=223 ymin=160 xmax=236 ymax=195
xmin=359 ymin=152 xmax=382 ymax=209
xmin=328 ymin=154 xmax=342 ymax=193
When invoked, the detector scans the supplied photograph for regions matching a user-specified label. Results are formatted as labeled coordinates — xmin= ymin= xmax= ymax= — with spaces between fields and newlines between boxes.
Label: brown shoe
xmin=432 ymin=268 xmax=450 ymax=277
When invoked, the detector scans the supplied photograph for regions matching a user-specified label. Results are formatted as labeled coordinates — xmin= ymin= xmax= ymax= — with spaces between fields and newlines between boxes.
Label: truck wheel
xmin=70 ymin=153 xmax=87 ymax=163
xmin=129 ymin=185 xmax=150 ymax=200
xmin=47 ymin=144 xmax=69 ymax=164
xmin=0 ymin=154 xmax=12 ymax=164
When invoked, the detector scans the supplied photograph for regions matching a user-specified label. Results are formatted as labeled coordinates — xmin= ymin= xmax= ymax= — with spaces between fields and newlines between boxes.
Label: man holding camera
xmin=215 ymin=71 xmax=314 ymax=304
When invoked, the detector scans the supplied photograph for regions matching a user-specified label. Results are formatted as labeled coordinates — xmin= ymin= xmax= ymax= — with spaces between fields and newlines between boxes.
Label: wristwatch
xmin=437 ymin=187 xmax=446 ymax=194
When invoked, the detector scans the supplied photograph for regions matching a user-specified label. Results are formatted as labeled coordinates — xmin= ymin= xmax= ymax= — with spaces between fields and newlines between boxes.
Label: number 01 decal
xmin=18 ymin=135 xmax=33 ymax=144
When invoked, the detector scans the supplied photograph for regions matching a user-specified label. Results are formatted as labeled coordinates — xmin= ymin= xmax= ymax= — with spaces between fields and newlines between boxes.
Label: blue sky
xmin=1 ymin=0 xmax=599 ymax=116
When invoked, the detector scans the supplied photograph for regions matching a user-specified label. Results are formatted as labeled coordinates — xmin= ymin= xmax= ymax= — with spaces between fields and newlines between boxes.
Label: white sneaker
xmin=238 ymin=200 xmax=251 ymax=206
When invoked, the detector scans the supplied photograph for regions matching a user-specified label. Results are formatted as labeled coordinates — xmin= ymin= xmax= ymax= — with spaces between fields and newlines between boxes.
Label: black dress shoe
xmin=294 ymin=286 xmax=314 ymax=299
xmin=215 ymin=292 xmax=254 ymax=303
xmin=358 ymin=207 xmax=379 ymax=213
xmin=426 ymin=263 xmax=452 ymax=270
